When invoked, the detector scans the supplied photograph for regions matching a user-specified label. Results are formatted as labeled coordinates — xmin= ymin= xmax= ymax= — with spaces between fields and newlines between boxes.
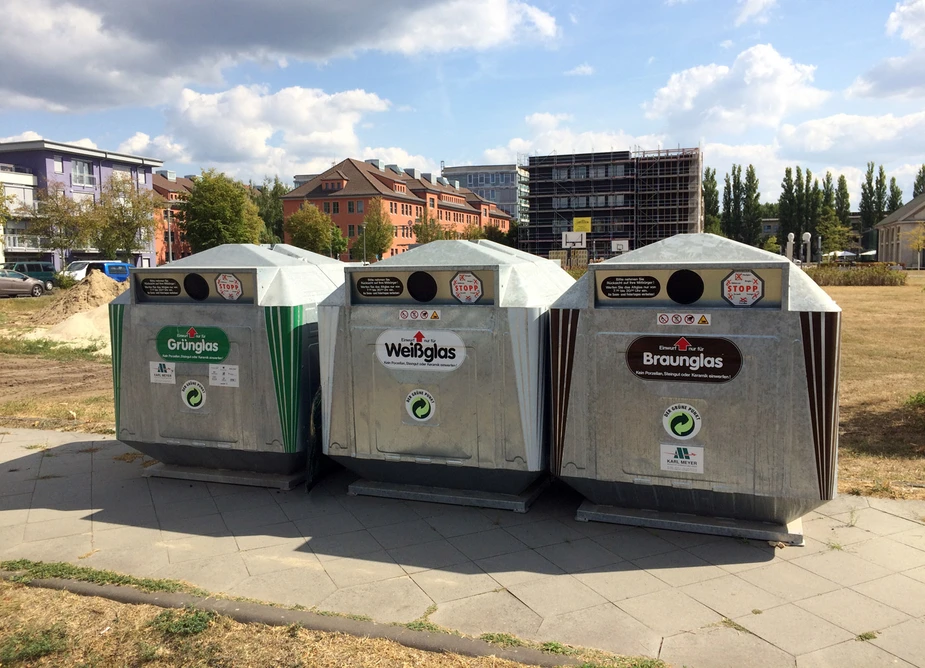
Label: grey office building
xmin=441 ymin=164 xmax=529 ymax=227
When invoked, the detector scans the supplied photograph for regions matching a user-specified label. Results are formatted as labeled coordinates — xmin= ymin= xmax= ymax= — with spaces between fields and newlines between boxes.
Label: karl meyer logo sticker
xmin=662 ymin=403 xmax=702 ymax=440
xmin=376 ymin=329 xmax=466 ymax=371
xmin=405 ymin=389 xmax=436 ymax=422
xmin=181 ymin=380 xmax=206 ymax=410
xmin=661 ymin=444 xmax=705 ymax=474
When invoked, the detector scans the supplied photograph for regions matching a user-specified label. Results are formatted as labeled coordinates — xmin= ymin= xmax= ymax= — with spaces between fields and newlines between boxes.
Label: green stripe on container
xmin=108 ymin=304 xmax=125 ymax=434
xmin=265 ymin=306 xmax=304 ymax=454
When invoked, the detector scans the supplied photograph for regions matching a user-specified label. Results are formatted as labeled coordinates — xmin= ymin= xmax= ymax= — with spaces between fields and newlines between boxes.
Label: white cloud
xmin=0 ymin=130 xmax=42 ymax=143
xmin=849 ymin=0 xmax=925 ymax=98
xmin=644 ymin=44 xmax=829 ymax=134
xmin=564 ymin=63 xmax=594 ymax=76
xmin=67 ymin=138 xmax=98 ymax=149
xmin=735 ymin=0 xmax=777 ymax=26
xmin=647 ymin=56 xmax=656 ymax=65
xmin=484 ymin=113 xmax=663 ymax=163
xmin=360 ymin=147 xmax=438 ymax=173
xmin=569 ymin=12 xmax=578 ymax=24
xmin=0 ymin=0 xmax=558 ymax=112
xmin=779 ymin=111 xmax=925 ymax=163
xmin=720 ymin=39 xmax=734 ymax=49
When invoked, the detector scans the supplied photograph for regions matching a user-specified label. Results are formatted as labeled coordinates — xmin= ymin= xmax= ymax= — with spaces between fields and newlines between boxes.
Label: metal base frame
xmin=575 ymin=500 xmax=805 ymax=545
xmin=142 ymin=462 xmax=306 ymax=491
xmin=348 ymin=477 xmax=550 ymax=513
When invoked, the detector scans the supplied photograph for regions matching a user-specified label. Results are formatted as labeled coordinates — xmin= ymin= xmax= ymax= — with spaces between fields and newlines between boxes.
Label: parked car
xmin=0 ymin=270 xmax=45 ymax=297
xmin=64 ymin=260 xmax=132 ymax=283
xmin=1 ymin=261 xmax=56 ymax=291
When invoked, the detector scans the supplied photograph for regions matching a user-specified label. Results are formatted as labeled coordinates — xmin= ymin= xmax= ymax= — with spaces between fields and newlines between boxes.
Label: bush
xmin=53 ymin=271 xmax=78 ymax=290
xmin=805 ymin=264 xmax=907 ymax=287
xmin=151 ymin=608 xmax=215 ymax=636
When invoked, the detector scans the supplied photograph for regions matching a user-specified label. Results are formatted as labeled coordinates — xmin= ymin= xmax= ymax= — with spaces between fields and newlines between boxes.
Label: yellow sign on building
xmin=573 ymin=217 xmax=592 ymax=233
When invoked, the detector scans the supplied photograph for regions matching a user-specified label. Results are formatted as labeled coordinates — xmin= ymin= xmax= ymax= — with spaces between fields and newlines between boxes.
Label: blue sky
xmin=1 ymin=0 xmax=922 ymax=205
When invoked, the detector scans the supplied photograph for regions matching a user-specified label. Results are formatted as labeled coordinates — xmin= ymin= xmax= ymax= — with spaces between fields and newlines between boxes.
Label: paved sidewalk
xmin=2 ymin=428 xmax=924 ymax=667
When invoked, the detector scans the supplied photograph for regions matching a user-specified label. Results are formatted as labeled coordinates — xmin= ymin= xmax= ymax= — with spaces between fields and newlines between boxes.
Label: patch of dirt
xmin=0 ymin=355 xmax=111 ymax=404
xmin=34 ymin=271 xmax=128 ymax=326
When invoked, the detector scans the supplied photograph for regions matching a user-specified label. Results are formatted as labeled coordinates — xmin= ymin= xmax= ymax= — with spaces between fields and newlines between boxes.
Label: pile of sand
xmin=35 ymin=270 xmax=128 ymax=326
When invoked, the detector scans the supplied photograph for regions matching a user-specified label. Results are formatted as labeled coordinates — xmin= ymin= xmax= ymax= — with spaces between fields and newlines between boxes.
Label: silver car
xmin=0 ymin=269 xmax=45 ymax=297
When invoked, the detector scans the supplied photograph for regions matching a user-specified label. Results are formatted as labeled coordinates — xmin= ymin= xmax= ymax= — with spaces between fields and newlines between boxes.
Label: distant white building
xmin=877 ymin=193 xmax=925 ymax=268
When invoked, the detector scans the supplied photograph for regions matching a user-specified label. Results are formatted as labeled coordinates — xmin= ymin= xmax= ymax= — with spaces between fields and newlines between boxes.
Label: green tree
xmin=762 ymin=235 xmax=779 ymax=253
xmin=702 ymin=167 xmax=721 ymax=234
xmin=484 ymin=225 xmax=507 ymax=243
xmin=412 ymin=205 xmax=445 ymax=244
xmin=805 ymin=171 xmax=821 ymax=236
xmin=874 ymin=165 xmax=888 ymax=223
xmin=835 ymin=174 xmax=851 ymax=227
xmin=760 ymin=201 xmax=779 ymax=218
xmin=887 ymin=177 xmax=903 ymax=214
xmin=353 ymin=196 xmax=393 ymax=261
xmin=249 ymin=176 xmax=289 ymax=243
xmin=91 ymin=175 xmax=164 ymax=261
xmin=778 ymin=167 xmax=796 ymax=245
xmin=742 ymin=164 xmax=762 ymax=246
xmin=30 ymin=181 xmax=95 ymax=265
xmin=817 ymin=207 xmax=852 ymax=254
xmin=793 ymin=166 xmax=805 ymax=239
xmin=0 ymin=190 xmax=15 ymax=258
xmin=464 ymin=224 xmax=485 ymax=240
xmin=914 ymin=165 xmax=925 ymax=199
xmin=284 ymin=204 xmax=333 ymax=255
xmin=821 ymin=171 xmax=835 ymax=211
xmin=330 ymin=224 xmax=348 ymax=257
xmin=859 ymin=162 xmax=876 ymax=231
xmin=721 ymin=166 xmax=744 ymax=240
xmin=179 ymin=169 xmax=265 ymax=252
xmin=721 ymin=171 xmax=733 ymax=237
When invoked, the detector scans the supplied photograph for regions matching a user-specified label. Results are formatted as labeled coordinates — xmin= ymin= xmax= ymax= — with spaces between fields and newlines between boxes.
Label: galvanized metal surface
xmin=347 ymin=477 xmax=551 ymax=513
xmin=142 ymin=462 xmax=307 ymax=491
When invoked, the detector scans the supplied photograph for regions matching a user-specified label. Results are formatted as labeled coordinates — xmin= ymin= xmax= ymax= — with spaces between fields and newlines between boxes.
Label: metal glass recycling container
xmin=319 ymin=240 xmax=575 ymax=499
xmin=549 ymin=234 xmax=841 ymax=536
xmin=108 ymin=244 xmax=346 ymax=482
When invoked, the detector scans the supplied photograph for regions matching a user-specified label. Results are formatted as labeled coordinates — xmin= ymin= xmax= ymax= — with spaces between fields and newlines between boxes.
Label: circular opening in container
xmin=183 ymin=273 xmax=210 ymax=301
xmin=407 ymin=271 xmax=438 ymax=303
xmin=666 ymin=269 xmax=704 ymax=305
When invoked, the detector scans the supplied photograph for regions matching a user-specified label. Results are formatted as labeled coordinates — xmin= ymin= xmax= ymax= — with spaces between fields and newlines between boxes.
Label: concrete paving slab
xmin=475 ymin=548 xmax=563 ymax=587
xmin=155 ymin=552 xmax=251 ymax=593
xmin=387 ymin=539 xmax=470 ymax=575
xmin=633 ymin=549 xmax=727 ymax=587
xmin=321 ymin=550 xmax=406 ymax=588
xmin=232 ymin=521 xmax=303 ymax=552
xmin=237 ymin=539 xmax=320 ymax=576
xmin=795 ymin=588 xmax=911 ymax=635
xmin=648 ymin=528 xmax=725 ymax=549
xmin=537 ymin=602 xmax=662 ymax=657
xmin=852 ymin=574 xmax=925 ymax=617
xmin=508 ymin=574 xmax=608 ymax=618
xmin=504 ymin=518 xmax=586 ymax=549
xmin=319 ymin=576 xmax=433 ymax=624
xmin=90 ymin=504 xmax=160 ymax=531
xmin=618 ymin=588 xmax=723 ymax=636
xmin=90 ymin=477 xmax=153 ymax=508
xmin=682 ymin=573 xmax=786 ymax=618
xmin=447 ymin=528 xmax=527 ymax=561
xmin=211 ymin=488 xmax=278 ymax=513
xmin=0 ymin=502 xmax=30 ymax=528
xmin=228 ymin=564 xmax=337 ymax=608
xmin=573 ymin=561 xmax=670 ymax=602
xmin=797 ymin=638 xmax=915 ymax=668
xmin=734 ymin=604 xmax=853 ymax=656
xmin=534 ymin=537 xmax=622 ymax=573
xmin=304 ymin=528 xmax=383 ymax=563
xmin=831 ymin=508 xmax=923 ymax=536
xmin=660 ymin=624 xmax=796 ymax=668
xmin=890 ymin=526 xmax=925 ymax=552
xmin=147 ymin=478 xmax=212 ymax=505
xmin=430 ymin=590 xmax=543 ymax=639
xmin=220 ymin=505 xmax=290 ymax=533
xmin=871 ymin=618 xmax=925 ymax=668
xmin=686 ymin=536 xmax=776 ymax=572
xmin=791 ymin=548 xmax=892 ymax=586
xmin=738 ymin=561 xmax=841 ymax=602
xmin=337 ymin=495 xmax=421 ymax=529
xmin=0 ymin=478 xmax=37 ymax=498
xmin=158 ymin=512 xmax=227 ymax=539
xmin=2 ymin=532 xmax=93 ymax=562
xmin=815 ymin=495 xmax=870 ymax=517
xmin=154 ymin=496 xmax=218 ymax=521
xmin=81 ymin=545 xmax=171 ymax=577
xmin=367 ymin=518 xmax=443 ymax=550
xmin=802 ymin=515 xmax=876 ymax=546
xmin=293 ymin=511 xmax=364 ymax=539
xmin=904 ymin=564 xmax=925 ymax=584
xmin=867 ymin=498 xmax=925 ymax=524
xmin=163 ymin=534 xmax=241 ymax=564
xmin=411 ymin=561 xmax=500 ymax=603
xmin=89 ymin=525 xmax=163 ymax=551
xmin=0 ymin=524 xmax=26 ymax=551
xmin=278 ymin=490 xmax=343 ymax=522
xmin=592 ymin=527 xmax=678 ymax=561
xmin=423 ymin=507 xmax=501 ymax=538
xmin=847 ymin=537 xmax=925 ymax=572
xmin=23 ymin=516 xmax=92 ymax=542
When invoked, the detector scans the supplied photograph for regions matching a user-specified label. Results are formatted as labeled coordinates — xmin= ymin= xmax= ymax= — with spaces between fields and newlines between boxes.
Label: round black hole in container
xmin=666 ymin=269 xmax=704 ymax=305
xmin=407 ymin=271 xmax=438 ymax=303
xmin=183 ymin=273 xmax=210 ymax=301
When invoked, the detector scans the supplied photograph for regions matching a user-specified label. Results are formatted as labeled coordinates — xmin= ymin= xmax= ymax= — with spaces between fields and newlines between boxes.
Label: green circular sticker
xmin=662 ymin=403 xmax=701 ymax=440
xmin=405 ymin=389 xmax=436 ymax=423
xmin=181 ymin=380 xmax=206 ymax=410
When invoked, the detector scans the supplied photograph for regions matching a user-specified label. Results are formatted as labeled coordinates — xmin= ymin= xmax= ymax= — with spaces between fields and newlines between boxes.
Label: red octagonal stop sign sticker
xmin=722 ymin=270 xmax=764 ymax=307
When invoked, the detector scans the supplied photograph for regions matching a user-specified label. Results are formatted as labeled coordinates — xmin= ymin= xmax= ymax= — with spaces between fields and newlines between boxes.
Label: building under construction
xmin=521 ymin=148 xmax=702 ymax=258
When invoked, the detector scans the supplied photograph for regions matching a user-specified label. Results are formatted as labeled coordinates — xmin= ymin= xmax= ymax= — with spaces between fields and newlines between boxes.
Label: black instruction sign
xmin=601 ymin=275 xmax=661 ymax=299
xmin=626 ymin=336 xmax=742 ymax=383
xmin=141 ymin=277 xmax=181 ymax=297
xmin=356 ymin=276 xmax=404 ymax=297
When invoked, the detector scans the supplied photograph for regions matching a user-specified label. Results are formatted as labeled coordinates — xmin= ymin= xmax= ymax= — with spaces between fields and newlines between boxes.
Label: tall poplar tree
xmin=887 ymin=177 xmax=903 ymax=214
xmin=778 ymin=167 xmax=796 ymax=244
xmin=742 ymin=165 xmax=762 ymax=246
xmin=874 ymin=165 xmax=888 ymax=223
xmin=914 ymin=165 xmax=925 ymax=198
xmin=835 ymin=174 xmax=851 ymax=227
xmin=859 ymin=162 xmax=876 ymax=231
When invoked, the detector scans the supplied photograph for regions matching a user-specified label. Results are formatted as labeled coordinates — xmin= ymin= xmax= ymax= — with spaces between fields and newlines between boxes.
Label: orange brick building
xmin=281 ymin=158 xmax=511 ymax=260
xmin=152 ymin=170 xmax=194 ymax=264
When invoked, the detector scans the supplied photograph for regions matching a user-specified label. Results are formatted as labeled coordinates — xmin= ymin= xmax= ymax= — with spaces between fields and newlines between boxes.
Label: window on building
xmin=490 ymin=173 xmax=496 ymax=184
xmin=53 ymin=156 xmax=63 ymax=174
xmin=323 ymin=202 xmax=330 ymax=213
xmin=71 ymin=160 xmax=94 ymax=187
xmin=357 ymin=200 xmax=364 ymax=213
xmin=349 ymin=224 xmax=355 ymax=237
xmin=332 ymin=202 xmax=339 ymax=214
xmin=612 ymin=164 xmax=625 ymax=177
xmin=490 ymin=190 xmax=496 ymax=200
xmin=137 ymin=168 xmax=146 ymax=186
xmin=348 ymin=201 xmax=355 ymax=214
xmin=392 ymin=226 xmax=398 ymax=237
xmin=429 ymin=197 xmax=435 ymax=207
xmin=467 ymin=174 xmax=473 ymax=186
xmin=478 ymin=174 xmax=485 ymax=185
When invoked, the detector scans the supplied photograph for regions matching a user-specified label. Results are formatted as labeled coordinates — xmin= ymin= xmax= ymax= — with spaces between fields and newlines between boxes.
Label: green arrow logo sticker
xmin=662 ymin=403 xmax=701 ymax=440
xmin=181 ymin=380 xmax=207 ymax=410
xmin=405 ymin=389 xmax=436 ymax=423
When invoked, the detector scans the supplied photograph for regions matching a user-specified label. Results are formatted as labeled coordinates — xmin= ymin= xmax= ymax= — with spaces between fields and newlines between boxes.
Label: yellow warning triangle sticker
xmin=698 ymin=315 xmax=709 ymax=325
xmin=431 ymin=312 xmax=440 ymax=319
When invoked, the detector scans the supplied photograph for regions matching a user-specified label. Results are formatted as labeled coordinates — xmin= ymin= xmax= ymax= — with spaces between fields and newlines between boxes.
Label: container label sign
xmin=376 ymin=329 xmax=466 ymax=371
xmin=357 ymin=276 xmax=403 ymax=297
xmin=215 ymin=273 xmax=243 ymax=301
xmin=626 ymin=336 xmax=742 ymax=383
xmin=661 ymin=444 xmax=704 ymax=473
xmin=450 ymin=272 xmax=483 ymax=304
xmin=663 ymin=404 xmax=702 ymax=440
xmin=722 ymin=271 xmax=764 ymax=307
xmin=141 ymin=277 xmax=181 ymax=297
xmin=657 ymin=313 xmax=712 ymax=326
xmin=149 ymin=361 xmax=176 ymax=384
xmin=399 ymin=309 xmax=441 ymax=321
xmin=209 ymin=364 xmax=239 ymax=387
xmin=181 ymin=380 xmax=206 ymax=410
xmin=601 ymin=276 xmax=660 ymax=299
xmin=157 ymin=326 xmax=230 ymax=363
xmin=405 ymin=389 xmax=436 ymax=422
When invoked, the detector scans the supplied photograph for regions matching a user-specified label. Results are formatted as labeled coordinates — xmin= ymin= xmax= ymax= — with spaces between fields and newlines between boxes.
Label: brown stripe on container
xmin=800 ymin=311 xmax=841 ymax=500
xmin=549 ymin=309 xmax=579 ymax=475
